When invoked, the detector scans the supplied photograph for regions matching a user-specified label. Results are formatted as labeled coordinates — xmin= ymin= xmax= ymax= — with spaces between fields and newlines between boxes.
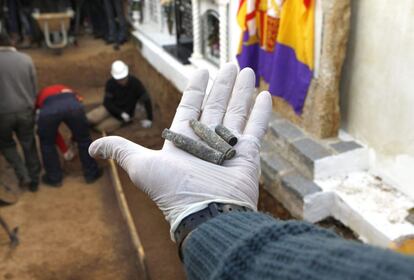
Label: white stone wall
xmin=340 ymin=0 xmax=414 ymax=199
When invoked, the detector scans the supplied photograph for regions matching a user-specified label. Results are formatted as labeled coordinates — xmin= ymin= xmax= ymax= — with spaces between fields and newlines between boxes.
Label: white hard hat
xmin=111 ymin=60 xmax=129 ymax=80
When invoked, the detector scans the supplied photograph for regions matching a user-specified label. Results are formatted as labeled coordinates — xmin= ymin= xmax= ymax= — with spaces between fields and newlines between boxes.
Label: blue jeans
xmin=6 ymin=0 xmax=19 ymax=34
xmin=86 ymin=0 xmax=107 ymax=38
xmin=103 ymin=0 xmax=127 ymax=43
xmin=37 ymin=94 xmax=100 ymax=184
xmin=19 ymin=4 xmax=34 ymax=37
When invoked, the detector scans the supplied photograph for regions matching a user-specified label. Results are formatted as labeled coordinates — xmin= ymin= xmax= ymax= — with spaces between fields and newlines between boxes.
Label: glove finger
xmin=223 ymin=67 xmax=256 ymax=134
xmin=243 ymin=91 xmax=273 ymax=140
xmin=199 ymin=63 xmax=238 ymax=127
xmin=89 ymin=136 xmax=151 ymax=174
xmin=169 ymin=69 xmax=209 ymax=132
xmin=165 ymin=70 xmax=209 ymax=151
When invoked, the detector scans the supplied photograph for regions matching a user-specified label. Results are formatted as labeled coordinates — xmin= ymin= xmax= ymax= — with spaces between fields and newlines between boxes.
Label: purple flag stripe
xmin=269 ymin=43 xmax=313 ymax=114
xmin=237 ymin=32 xmax=313 ymax=115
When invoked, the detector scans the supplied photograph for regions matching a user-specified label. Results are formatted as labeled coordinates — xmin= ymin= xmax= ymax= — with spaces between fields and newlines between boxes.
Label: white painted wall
xmin=341 ymin=0 xmax=414 ymax=199
xmin=228 ymin=0 xmax=241 ymax=64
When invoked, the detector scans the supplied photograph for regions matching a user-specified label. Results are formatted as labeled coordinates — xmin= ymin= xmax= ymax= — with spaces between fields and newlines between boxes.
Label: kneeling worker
xmin=36 ymin=85 xmax=102 ymax=186
xmin=87 ymin=60 xmax=153 ymax=133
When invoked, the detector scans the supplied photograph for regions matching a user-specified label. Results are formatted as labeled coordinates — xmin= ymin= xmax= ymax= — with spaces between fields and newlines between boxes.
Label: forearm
xmin=183 ymin=212 xmax=414 ymax=280
xmin=103 ymin=99 xmax=123 ymax=119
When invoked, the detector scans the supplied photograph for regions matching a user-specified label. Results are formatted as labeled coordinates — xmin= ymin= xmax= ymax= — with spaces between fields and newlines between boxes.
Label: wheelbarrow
xmin=32 ymin=9 xmax=74 ymax=50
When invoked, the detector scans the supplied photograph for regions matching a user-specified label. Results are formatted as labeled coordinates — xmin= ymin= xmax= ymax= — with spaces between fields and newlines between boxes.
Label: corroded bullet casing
xmin=162 ymin=129 xmax=225 ymax=165
xmin=215 ymin=124 xmax=238 ymax=146
xmin=189 ymin=120 xmax=236 ymax=160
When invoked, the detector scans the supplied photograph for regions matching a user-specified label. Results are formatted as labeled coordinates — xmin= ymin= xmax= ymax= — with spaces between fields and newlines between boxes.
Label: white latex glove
xmin=121 ymin=112 xmax=131 ymax=122
xmin=35 ymin=109 xmax=40 ymax=122
xmin=140 ymin=119 xmax=152 ymax=128
xmin=63 ymin=149 xmax=75 ymax=161
xmin=89 ymin=64 xmax=272 ymax=240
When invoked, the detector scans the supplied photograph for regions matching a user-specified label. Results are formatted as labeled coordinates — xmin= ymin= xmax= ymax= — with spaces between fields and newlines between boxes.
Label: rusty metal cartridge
xmin=215 ymin=125 xmax=238 ymax=146
xmin=189 ymin=120 xmax=236 ymax=160
xmin=162 ymin=129 xmax=225 ymax=165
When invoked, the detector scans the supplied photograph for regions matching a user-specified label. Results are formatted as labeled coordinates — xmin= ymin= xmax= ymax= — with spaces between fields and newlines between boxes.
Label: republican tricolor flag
xmin=237 ymin=0 xmax=315 ymax=114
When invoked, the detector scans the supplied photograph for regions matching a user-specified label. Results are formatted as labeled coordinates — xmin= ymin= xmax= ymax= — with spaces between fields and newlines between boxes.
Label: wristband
xmin=174 ymin=202 xmax=252 ymax=260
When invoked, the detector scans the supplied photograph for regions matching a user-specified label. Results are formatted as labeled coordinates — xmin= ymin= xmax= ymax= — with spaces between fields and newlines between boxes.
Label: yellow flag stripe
xmin=276 ymin=0 xmax=314 ymax=69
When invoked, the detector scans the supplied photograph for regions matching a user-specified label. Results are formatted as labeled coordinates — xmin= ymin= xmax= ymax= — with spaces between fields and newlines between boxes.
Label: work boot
xmin=18 ymin=178 xmax=31 ymax=190
xmin=105 ymin=37 xmax=115 ymax=44
xmin=19 ymin=36 xmax=32 ymax=49
xmin=41 ymin=175 xmax=62 ymax=188
xmin=85 ymin=168 xmax=103 ymax=184
xmin=29 ymin=180 xmax=39 ymax=192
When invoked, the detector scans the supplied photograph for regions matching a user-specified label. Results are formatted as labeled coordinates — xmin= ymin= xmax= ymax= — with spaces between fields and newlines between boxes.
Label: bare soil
xmin=119 ymin=169 xmax=186 ymax=280
xmin=0 ymin=34 xmax=356 ymax=280
xmin=0 ymin=36 xmax=182 ymax=280
xmin=0 ymin=171 xmax=139 ymax=280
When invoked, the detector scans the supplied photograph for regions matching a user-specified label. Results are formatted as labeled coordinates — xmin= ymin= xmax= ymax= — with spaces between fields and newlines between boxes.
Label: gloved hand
xmin=89 ymin=64 xmax=272 ymax=239
xmin=35 ymin=109 xmax=40 ymax=122
xmin=121 ymin=112 xmax=131 ymax=123
xmin=63 ymin=149 xmax=75 ymax=161
xmin=63 ymin=142 xmax=76 ymax=161
xmin=140 ymin=119 xmax=152 ymax=128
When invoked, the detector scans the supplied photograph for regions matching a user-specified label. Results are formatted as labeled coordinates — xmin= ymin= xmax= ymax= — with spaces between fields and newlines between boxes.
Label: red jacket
xmin=36 ymin=84 xmax=82 ymax=154
xmin=36 ymin=84 xmax=82 ymax=108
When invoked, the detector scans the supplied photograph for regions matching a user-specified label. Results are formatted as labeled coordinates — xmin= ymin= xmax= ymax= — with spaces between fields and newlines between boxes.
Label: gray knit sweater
xmin=183 ymin=212 xmax=414 ymax=280
xmin=0 ymin=48 xmax=37 ymax=114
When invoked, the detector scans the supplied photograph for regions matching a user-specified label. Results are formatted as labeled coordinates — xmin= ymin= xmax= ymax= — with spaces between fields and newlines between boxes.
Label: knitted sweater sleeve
xmin=183 ymin=212 xmax=414 ymax=280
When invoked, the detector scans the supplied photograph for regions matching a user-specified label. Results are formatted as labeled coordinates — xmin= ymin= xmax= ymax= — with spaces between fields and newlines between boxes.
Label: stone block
xmin=289 ymin=138 xmax=332 ymax=178
xmin=260 ymin=171 xmax=273 ymax=187
xmin=269 ymin=120 xmax=304 ymax=142
xmin=407 ymin=213 xmax=414 ymax=225
xmin=271 ymin=111 xmax=283 ymax=122
xmin=262 ymin=178 xmax=305 ymax=219
xmin=330 ymin=141 xmax=363 ymax=154
xmin=261 ymin=152 xmax=293 ymax=181
xmin=281 ymin=172 xmax=322 ymax=201
xmin=260 ymin=137 xmax=275 ymax=154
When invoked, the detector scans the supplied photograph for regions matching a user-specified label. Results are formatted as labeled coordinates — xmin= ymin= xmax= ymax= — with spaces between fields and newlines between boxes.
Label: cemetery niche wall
xmin=202 ymin=10 xmax=220 ymax=65
xmin=163 ymin=0 xmax=194 ymax=64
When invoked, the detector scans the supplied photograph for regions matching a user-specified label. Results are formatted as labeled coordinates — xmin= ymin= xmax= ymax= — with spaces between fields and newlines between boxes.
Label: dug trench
xmin=0 ymin=36 xmax=355 ymax=280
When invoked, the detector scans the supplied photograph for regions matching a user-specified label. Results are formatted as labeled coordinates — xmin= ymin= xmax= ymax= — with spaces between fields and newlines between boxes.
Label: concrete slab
xmin=281 ymin=172 xmax=322 ymax=200
xmin=314 ymin=145 xmax=369 ymax=180
xmin=330 ymin=141 xmax=363 ymax=154
xmin=317 ymin=172 xmax=414 ymax=247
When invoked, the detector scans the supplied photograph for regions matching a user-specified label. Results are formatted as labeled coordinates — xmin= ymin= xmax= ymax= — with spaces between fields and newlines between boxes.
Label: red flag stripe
xmin=246 ymin=11 xmax=256 ymax=21
xmin=238 ymin=0 xmax=246 ymax=13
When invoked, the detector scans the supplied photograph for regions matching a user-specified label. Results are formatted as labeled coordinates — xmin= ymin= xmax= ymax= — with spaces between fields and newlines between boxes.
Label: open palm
xmin=89 ymin=64 xmax=272 ymax=235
